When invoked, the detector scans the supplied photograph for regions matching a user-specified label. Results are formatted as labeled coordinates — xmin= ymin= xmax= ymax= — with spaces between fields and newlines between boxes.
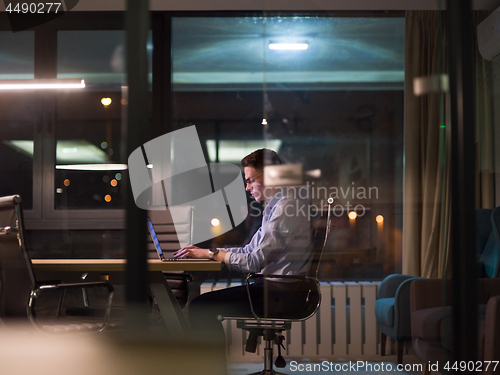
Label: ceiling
xmin=0 ymin=15 xmax=405 ymax=91
xmin=172 ymin=16 xmax=405 ymax=91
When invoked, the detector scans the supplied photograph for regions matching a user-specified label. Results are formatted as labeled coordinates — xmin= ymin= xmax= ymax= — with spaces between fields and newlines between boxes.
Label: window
xmin=0 ymin=31 xmax=36 ymax=210
xmin=171 ymin=15 xmax=404 ymax=280
xmin=54 ymin=30 xmax=152 ymax=210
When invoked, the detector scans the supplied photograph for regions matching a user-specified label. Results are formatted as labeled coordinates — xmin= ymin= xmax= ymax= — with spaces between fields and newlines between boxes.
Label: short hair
xmin=241 ymin=148 xmax=282 ymax=171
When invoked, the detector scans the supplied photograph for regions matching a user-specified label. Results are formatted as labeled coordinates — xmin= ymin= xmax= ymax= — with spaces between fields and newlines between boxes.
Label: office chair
xmin=221 ymin=198 xmax=334 ymax=375
xmin=0 ymin=195 xmax=114 ymax=332
xmin=148 ymin=206 xmax=195 ymax=310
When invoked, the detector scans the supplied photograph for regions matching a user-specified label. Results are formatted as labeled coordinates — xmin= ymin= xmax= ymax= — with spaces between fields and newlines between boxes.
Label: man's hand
xmin=172 ymin=245 xmax=209 ymax=259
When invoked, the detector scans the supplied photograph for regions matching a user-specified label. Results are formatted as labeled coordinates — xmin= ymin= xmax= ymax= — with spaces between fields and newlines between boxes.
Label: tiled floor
xmin=228 ymin=354 xmax=425 ymax=375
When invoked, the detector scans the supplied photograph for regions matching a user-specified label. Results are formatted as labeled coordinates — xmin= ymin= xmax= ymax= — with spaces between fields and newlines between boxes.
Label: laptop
xmin=147 ymin=217 xmax=210 ymax=262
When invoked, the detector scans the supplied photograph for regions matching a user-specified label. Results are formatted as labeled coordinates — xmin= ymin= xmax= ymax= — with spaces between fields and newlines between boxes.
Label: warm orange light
xmin=63 ymin=179 xmax=70 ymax=186
xmin=348 ymin=211 xmax=357 ymax=220
xmin=376 ymin=215 xmax=384 ymax=223
xmin=211 ymin=218 xmax=220 ymax=227
xmin=104 ymin=194 xmax=112 ymax=202
xmin=110 ymin=179 xmax=118 ymax=187
xmin=101 ymin=97 xmax=112 ymax=106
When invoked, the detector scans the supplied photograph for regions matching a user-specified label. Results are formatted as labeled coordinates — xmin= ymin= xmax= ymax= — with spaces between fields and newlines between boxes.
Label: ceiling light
xmin=55 ymin=164 xmax=128 ymax=171
xmin=206 ymin=140 xmax=282 ymax=163
xmin=0 ymin=78 xmax=85 ymax=90
xmin=269 ymin=43 xmax=308 ymax=50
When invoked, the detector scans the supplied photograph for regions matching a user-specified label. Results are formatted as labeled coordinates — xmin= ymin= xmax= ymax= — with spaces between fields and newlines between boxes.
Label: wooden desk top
xmin=31 ymin=259 xmax=222 ymax=272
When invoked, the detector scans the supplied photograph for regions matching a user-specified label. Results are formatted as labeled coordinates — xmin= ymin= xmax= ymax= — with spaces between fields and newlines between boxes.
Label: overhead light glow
xmin=376 ymin=215 xmax=384 ymax=223
xmin=348 ymin=211 xmax=357 ymax=220
xmin=269 ymin=43 xmax=308 ymax=50
xmin=0 ymin=78 xmax=85 ymax=90
xmin=206 ymin=140 xmax=282 ymax=163
xmin=211 ymin=218 xmax=220 ymax=227
xmin=56 ymin=164 xmax=128 ymax=171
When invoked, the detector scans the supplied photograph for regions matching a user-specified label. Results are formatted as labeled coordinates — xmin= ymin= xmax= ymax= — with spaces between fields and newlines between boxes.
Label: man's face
xmin=244 ymin=166 xmax=265 ymax=202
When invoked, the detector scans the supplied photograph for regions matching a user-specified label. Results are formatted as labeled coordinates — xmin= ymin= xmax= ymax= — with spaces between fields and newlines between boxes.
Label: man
xmin=173 ymin=148 xmax=313 ymax=353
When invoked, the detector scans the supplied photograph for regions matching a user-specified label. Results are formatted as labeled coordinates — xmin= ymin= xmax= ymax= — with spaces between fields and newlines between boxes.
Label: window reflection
xmin=0 ymin=31 xmax=35 ymax=209
xmin=172 ymin=16 xmax=404 ymax=280
xmin=54 ymin=30 xmax=152 ymax=209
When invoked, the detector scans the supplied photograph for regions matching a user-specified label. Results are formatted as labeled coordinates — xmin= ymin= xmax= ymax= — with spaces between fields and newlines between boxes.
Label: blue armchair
xmin=375 ymin=274 xmax=423 ymax=364
xmin=477 ymin=207 xmax=500 ymax=278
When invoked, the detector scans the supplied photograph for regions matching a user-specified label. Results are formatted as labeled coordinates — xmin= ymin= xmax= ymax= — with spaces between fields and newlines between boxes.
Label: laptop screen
xmin=147 ymin=218 xmax=164 ymax=257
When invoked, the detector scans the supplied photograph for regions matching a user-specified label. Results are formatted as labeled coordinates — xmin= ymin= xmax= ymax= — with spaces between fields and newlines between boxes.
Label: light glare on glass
xmin=110 ymin=179 xmax=118 ymax=187
xmin=348 ymin=211 xmax=357 ymax=220
xmin=211 ymin=218 xmax=220 ymax=227
xmin=376 ymin=215 xmax=384 ymax=223
xmin=269 ymin=43 xmax=308 ymax=50
xmin=0 ymin=78 xmax=85 ymax=90
xmin=104 ymin=194 xmax=112 ymax=202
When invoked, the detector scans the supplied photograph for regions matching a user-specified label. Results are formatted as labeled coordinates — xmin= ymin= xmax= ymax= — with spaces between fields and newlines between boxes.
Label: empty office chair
xmin=148 ymin=206 xmax=195 ymax=310
xmin=375 ymin=274 xmax=423 ymax=364
xmin=221 ymin=198 xmax=334 ymax=375
xmin=0 ymin=195 xmax=114 ymax=332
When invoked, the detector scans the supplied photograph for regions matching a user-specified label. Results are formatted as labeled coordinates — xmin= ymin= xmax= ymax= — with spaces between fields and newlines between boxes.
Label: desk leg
xmin=149 ymin=271 xmax=190 ymax=336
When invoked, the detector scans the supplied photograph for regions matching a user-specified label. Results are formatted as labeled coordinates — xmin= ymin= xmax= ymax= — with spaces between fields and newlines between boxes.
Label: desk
xmin=31 ymin=259 xmax=222 ymax=334
xmin=31 ymin=259 xmax=222 ymax=272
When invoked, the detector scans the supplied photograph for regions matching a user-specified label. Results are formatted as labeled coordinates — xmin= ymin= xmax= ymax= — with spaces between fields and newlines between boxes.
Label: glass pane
xmin=0 ymin=31 xmax=35 ymax=209
xmin=57 ymin=30 xmax=153 ymax=89
xmin=172 ymin=15 xmax=404 ymax=281
xmin=54 ymin=30 xmax=152 ymax=209
xmin=0 ymin=31 xmax=34 ymax=79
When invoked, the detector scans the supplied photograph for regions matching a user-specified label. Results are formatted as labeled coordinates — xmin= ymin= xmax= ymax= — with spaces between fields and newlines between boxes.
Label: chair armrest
xmin=36 ymin=280 xmax=62 ymax=286
xmin=378 ymin=274 xmax=418 ymax=299
xmin=29 ymin=281 xmax=114 ymax=332
xmin=36 ymin=281 xmax=114 ymax=294
xmin=162 ymin=272 xmax=193 ymax=283
xmin=410 ymin=278 xmax=453 ymax=313
xmin=245 ymin=273 xmax=309 ymax=284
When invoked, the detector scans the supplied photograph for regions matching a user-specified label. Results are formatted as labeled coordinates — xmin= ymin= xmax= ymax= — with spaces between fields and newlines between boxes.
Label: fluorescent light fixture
xmin=269 ymin=43 xmax=308 ymax=50
xmin=6 ymin=139 xmax=109 ymax=163
xmin=206 ymin=140 xmax=282 ymax=163
xmin=56 ymin=164 xmax=128 ymax=171
xmin=5 ymin=140 xmax=127 ymax=171
xmin=0 ymin=78 xmax=85 ymax=90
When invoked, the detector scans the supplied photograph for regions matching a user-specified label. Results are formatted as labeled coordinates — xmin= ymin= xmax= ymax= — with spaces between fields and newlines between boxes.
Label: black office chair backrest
xmin=0 ymin=195 xmax=35 ymax=320
xmin=308 ymin=198 xmax=334 ymax=280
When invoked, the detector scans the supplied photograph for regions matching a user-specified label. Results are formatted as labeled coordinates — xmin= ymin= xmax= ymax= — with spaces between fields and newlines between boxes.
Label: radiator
xmin=199 ymin=281 xmax=382 ymax=358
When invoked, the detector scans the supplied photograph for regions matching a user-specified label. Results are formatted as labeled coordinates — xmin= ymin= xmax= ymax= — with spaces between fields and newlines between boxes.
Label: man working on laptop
xmin=173 ymin=148 xmax=314 ymax=359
